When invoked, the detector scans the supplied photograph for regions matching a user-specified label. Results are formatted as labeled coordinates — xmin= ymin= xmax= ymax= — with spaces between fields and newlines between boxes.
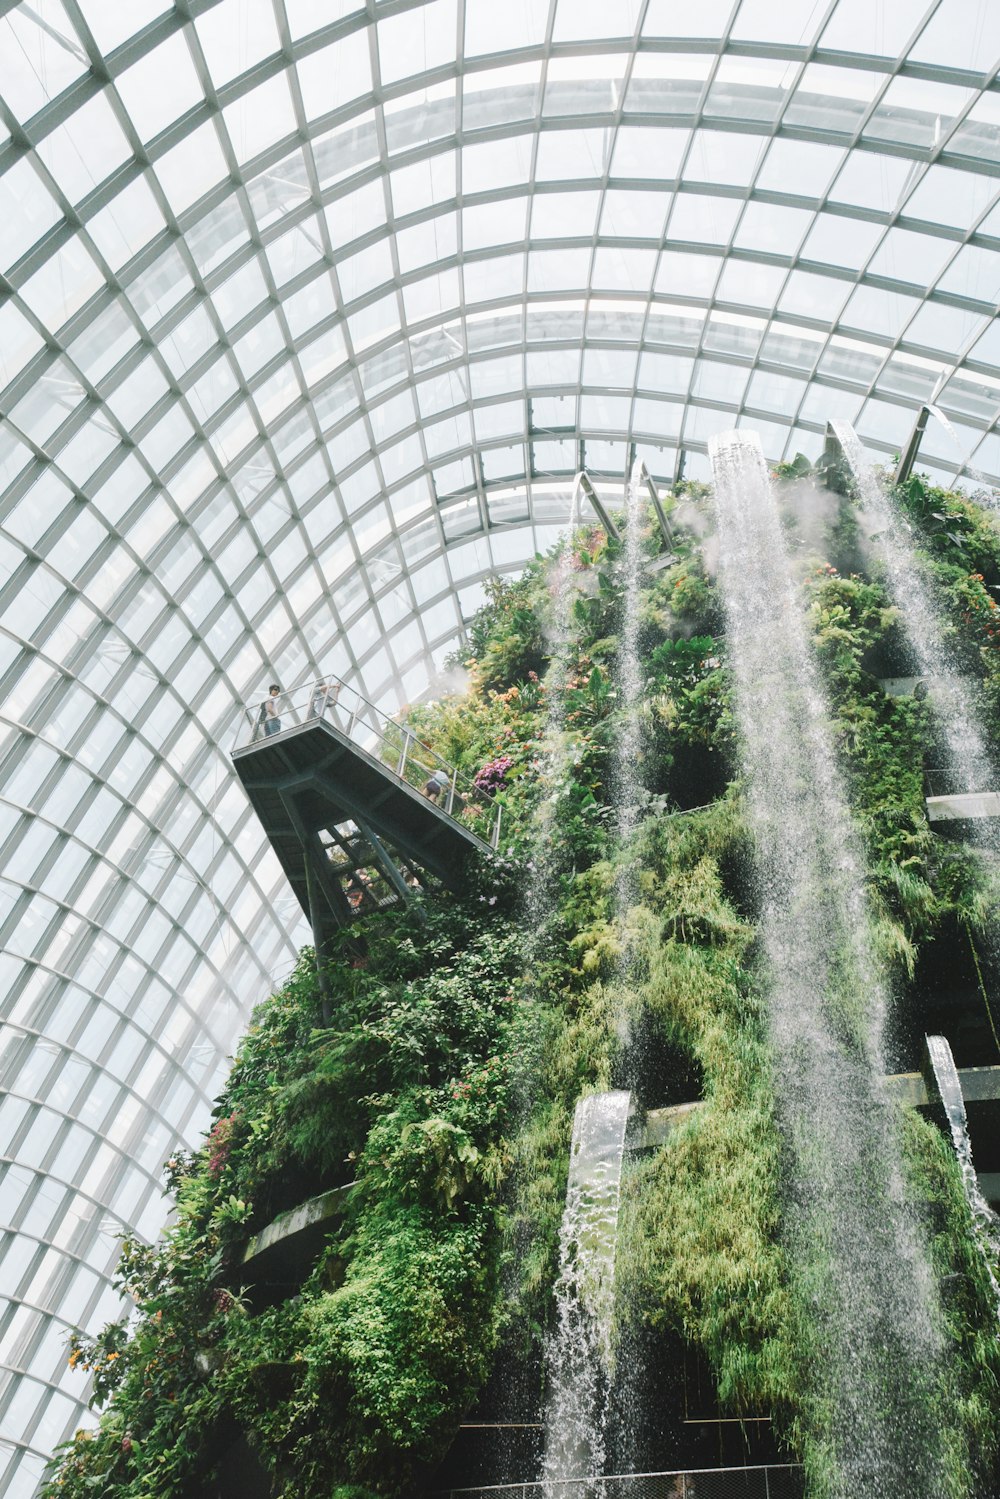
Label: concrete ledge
xmin=926 ymin=792 xmax=1000 ymax=824
xmin=888 ymin=1072 xmax=930 ymax=1106
xmin=630 ymin=1101 xmax=701 ymax=1151
xmin=240 ymin=1183 xmax=351 ymax=1276
xmin=645 ymin=552 xmax=679 ymax=574
xmin=635 ymin=1067 xmax=1000 ymax=1150
xmin=952 ymin=1065 xmax=1000 ymax=1103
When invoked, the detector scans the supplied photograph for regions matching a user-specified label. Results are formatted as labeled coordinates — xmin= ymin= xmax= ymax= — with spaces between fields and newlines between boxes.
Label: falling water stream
xmin=613 ymin=461 xmax=647 ymax=919
xmin=926 ymin=404 xmax=994 ymax=490
xmin=709 ymin=429 xmax=948 ymax=1497
xmin=524 ymin=476 xmax=588 ymax=943
xmin=541 ymin=472 xmax=647 ymax=1489
xmin=531 ymin=481 xmax=629 ymax=1489
xmin=832 ymin=420 xmax=999 ymax=808
xmin=925 ymin=1034 xmax=1000 ymax=1312
xmin=541 ymin=1090 xmax=632 ymax=1494
xmin=832 ymin=424 xmax=1000 ymax=1329
xmin=493 ymin=481 xmax=593 ymax=1485
xmin=602 ymin=463 xmax=650 ymax=1475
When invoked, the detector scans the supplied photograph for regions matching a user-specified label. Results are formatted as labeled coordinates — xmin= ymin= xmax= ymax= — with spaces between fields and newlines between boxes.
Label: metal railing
xmin=232 ymin=675 xmax=502 ymax=850
xmin=439 ymin=1467 xmax=804 ymax=1499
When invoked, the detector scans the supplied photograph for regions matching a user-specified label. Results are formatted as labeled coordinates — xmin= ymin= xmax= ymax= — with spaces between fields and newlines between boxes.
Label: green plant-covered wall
xmin=45 ymin=473 xmax=1000 ymax=1499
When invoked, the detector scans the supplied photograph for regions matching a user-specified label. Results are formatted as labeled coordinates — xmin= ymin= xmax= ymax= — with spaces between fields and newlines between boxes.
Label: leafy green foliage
xmin=647 ymin=636 xmax=732 ymax=763
xmin=805 ymin=568 xmax=938 ymax=941
xmin=44 ymin=904 xmax=526 ymax=1499
xmin=616 ymin=798 xmax=793 ymax=1425
xmin=772 ymin=452 xmax=815 ymax=483
xmin=462 ymin=569 xmax=548 ymax=691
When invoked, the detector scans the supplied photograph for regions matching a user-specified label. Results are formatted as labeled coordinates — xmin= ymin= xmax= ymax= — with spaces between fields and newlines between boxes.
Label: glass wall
xmin=2 ymin=0 xmax=1000 ymax=1488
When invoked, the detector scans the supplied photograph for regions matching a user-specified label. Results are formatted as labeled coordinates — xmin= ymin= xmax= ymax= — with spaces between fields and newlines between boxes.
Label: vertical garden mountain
xmin=45 ymin=470 xmax=1000 ymax=1499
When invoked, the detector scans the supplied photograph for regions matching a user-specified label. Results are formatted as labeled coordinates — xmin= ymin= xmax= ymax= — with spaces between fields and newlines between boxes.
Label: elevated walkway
xmin=869 ymin=693 xmax=1000 ymax=836
xmin=231 ymin=677 xmax=499 ymax=938
xmin=878 ymin=676 xmax=933 ymax=697
xmin=237 ymin=1065 xmax=1000 ymax=1302
xmin=438 ymin=1465 xmax=804 ymax=1499
xmin=224 ymin=1184 xmax=353 ymax=1309
xmin=239 ymin=1183 xmax=351 ymax=1280
xmin=925 ymin=790 xmax=1000 ymax=830
xmin=923 ymin=768 xmax=1000 ymax=837
xmin=635 ymin=1063 xmax=1000 ymax=1204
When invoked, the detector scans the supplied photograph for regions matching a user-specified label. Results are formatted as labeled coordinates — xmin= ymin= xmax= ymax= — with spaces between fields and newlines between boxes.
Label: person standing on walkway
xmin=423 ymin=767 xmax=450 ymax=803
xmin=263 ymin=683 xmax=282 ymax=736
xmin=309 ymin=680 xmax=329 ymax=718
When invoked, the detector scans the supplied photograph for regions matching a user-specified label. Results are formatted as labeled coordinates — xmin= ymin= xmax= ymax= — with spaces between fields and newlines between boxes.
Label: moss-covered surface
xmin=45 ymin=474 xmax=1000 ymax=1499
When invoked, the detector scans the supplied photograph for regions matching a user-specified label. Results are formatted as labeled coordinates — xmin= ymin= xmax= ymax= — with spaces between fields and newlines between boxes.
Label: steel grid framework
xmin=3 ymin=0 xmax=1000 ymax=1490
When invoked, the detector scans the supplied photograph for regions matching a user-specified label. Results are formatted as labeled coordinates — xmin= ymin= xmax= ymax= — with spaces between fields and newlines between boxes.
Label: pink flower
xmin=474 ymin=755 xmax=513 ymax=794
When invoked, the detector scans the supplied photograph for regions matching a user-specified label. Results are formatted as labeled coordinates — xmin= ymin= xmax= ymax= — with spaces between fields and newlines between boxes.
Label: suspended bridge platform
xmin=919 ymin=765 xmax=1000 ymax=836
xmin=925 ymin=790 xmax=1000 ymax=832
xmin=637 ymin=1063 xmax=1000 ymax=1146
xmin=231 ymin=677 xmax=499 ymax=938
xmin=636 ymin=1060 xmax=1000 ymax=1201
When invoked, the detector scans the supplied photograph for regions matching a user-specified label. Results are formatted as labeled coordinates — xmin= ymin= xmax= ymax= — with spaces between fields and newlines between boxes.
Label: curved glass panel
xmin=2 ymin=0 xmax=1000 ymax=1487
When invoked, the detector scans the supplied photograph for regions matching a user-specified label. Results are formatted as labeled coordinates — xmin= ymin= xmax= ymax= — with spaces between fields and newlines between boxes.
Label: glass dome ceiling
xmin=3 ymin=0 xmax=1000 ymax=1488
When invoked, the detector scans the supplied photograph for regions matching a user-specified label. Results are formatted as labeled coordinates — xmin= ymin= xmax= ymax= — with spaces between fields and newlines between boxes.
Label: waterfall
xmin=504 ymin=480 xmax=601 ymax=1484
xmin=834 ymin=427 xmax=1000 ymax=1302
xmin=542 ymin=1090 xmax=631 ymax=1492
xmin=604 ymin=466 xmax=648 ymax=1472
xmin=614 ymin=462 xmax=646 ymax=919
xmin=831 ymin=420 xmax=998 ymax=809
xmin=925 ymin=404 xmax=994 ymax=490
xmin=925 ymin=1034 xmax=1000 ymax=1313
xmin=524 ymin=477 xmax=588 ymax=944
xmin=709 ymin=429 xmax=948 ymax=1497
